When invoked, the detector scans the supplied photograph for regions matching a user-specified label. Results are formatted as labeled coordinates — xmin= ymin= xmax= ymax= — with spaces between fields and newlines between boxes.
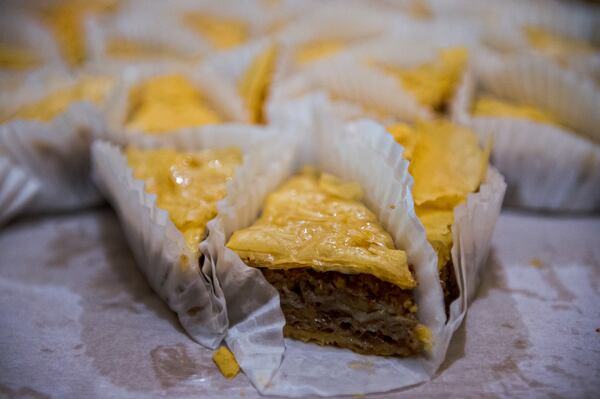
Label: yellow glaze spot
xmin=126 ymin=147 xmax=242 ymax=256
xmin=295 ymin=40 xmax=344 ymax=65
xmin=227 ymin=168 xmax=416 ymax=289
xmin=125 ymin=74 xmax=222 ymax=134
xmin=38 ymin=0 xmax=117 ymax=67
xmin=184 ymin=12 xmax=247 ymax=50
xmin=376 ymin=47 xmax=468 ymax=112
xmin=415 ymin=324 xmax=432 ymax=352
xmin=473 ymin=95 xmax=563 ymax=128
xmin=0 ymin=44 xmax=40 ymax=70
xmin=407 ymin=0 xmax=433 ymax=20
xmin=525 ymin=26 xmax=596 ymax=66
xmin=1 ymin=76 xmax=113 ymax=123
xmin=416 ymin=207 xmax=453 ymax=269
xmin=239 ymin=44 xmax=277 ymax=124
xmin=212 ymin=346 xmax=240 ymax=379
xmin=106 ymin=38 xmax=193 ymax=61
xmin=387 ymin=123 xmax=420 ymax=160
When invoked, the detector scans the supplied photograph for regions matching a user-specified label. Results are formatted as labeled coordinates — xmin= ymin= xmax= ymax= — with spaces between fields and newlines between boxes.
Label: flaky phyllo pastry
xmin=125 ymin=74 xmax=223 ymax=133
xmin=388 ymin=120 xmax=490 ymax=302
xmin=374 ymin=47 xmax=468 ymax=113
xmin=0 ymin=76 xmax=113 ymax=123
xmin=227 ymin=168 xmax=431 ymax=356
xmin=126 ymin=147 xmax=242 ymax=256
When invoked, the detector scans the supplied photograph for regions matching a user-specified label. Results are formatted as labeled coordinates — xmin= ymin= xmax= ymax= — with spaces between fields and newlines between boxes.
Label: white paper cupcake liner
xmin=91 ymin=124 xmax=290 ymax=349
xmin=84 ymin=5 xmax=208 ymax=70
xmin=0 ymin=157 xmax=39 ymax=225
xmin=453 ymin=57 xmax=600 ymax=212
xmin=0 ymin=9 xmax=66 ymax=83
xmin=104 ymin=63 xmax=248 ymax=144
xmin=207 ymin=97 xmax=506 ymax=396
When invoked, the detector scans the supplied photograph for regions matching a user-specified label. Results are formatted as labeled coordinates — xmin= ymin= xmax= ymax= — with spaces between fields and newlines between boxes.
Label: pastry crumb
xmin=529 ymin=258 xmax=544 ymax=268
xmin=212 ymin=346 xmax=240 ymax=379
xmin=596 ymin=328 xmax=600 ymax=333
xmin=389 ymin=204 xmax=396 ymax=209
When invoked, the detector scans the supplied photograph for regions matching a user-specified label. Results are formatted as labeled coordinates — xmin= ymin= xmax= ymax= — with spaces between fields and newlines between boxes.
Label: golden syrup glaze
xmin=227 ymin=168 xmax=416 ymax=289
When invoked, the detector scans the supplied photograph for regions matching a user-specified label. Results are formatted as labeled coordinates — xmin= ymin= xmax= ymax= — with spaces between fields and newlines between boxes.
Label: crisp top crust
xmin=226 ymin=168 xmax=417 ymax=289
xmin=473 ymin=95 xmax=563 ymax=128
xmin=239 ymin=43 xmax=278 ymax=124
xmin=125 ymin=74 xmax=223 ymax=134
xmin=126 ymin=146 xmax=242 ymax=256
xmin=0 ymin=76 xmax=113 ymax=123
xmin=374 ymin=47 xmax=468 ymax=112
xmin=388 ymin=120 xmax=489 ymax=269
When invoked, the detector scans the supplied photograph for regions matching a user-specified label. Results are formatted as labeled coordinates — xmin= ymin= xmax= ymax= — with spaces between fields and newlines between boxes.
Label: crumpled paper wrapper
xmin=205 ymin=97 xmax=506 ymax=396
xmin=0 ymin=72 xmax=112 ymax=224
xmin=91 ymin=124 xmax=294 ymax=349
xmin=452 ymin=56 xmax=600 ymax=212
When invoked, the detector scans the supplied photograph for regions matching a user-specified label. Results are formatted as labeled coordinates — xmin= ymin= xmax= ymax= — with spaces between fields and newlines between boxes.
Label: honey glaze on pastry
xmin=127 ymin=146 xmax=242 ymax=256
xmin=125 ymin=74 xmax=223 ymax=134
xmin=388 ymin=120 xmax=489 ymax=302
xmin=227 ymin=168 xmax=429 ymax=357
xmin=0 ymin=76 xmax=113 ymax=123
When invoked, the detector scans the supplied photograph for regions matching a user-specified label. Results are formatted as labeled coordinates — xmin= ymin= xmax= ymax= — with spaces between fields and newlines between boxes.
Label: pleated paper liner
xmin=91 ymin=124 xmax=292 ymax=349
xmin=104 ymin=63 xmax=248 ymax=145
xmin=0 ymin=157 xmax=39 ymax=225
xmin=0 ymin=9 xmax=66 ymax=86
xmin=206 ymin=96 xmax=506 ymax=396
xmin=481 ymin=0 xmax=600 ymax=81
xmin=452 ymin=57 xmax=600 ymax=212
xmin=0 ymin=71 xmax=115 ymax=221
xmin=85 ymin=4 xmax=208 ymax=71
xmin=271 ymin=35 xmax=480 ymax=126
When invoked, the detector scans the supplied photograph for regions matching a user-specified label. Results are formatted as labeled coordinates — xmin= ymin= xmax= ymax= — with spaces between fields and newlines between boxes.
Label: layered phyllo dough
xmin=227 ymin=168 xmax=430 ymax=356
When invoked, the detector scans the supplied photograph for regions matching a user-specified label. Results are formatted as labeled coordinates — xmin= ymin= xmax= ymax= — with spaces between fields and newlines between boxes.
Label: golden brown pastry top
xmin=126 ymin=146 xmax=242 ymax=256
xmin=227 ymin=168 xmax=417 ymax=289
xmin=525 ymin=26 xmax=596 ymax=66
xmin=295 ymin=39 xmax=345 ymax=65
xmin=125 ymin=74 xmax=223 ymax=134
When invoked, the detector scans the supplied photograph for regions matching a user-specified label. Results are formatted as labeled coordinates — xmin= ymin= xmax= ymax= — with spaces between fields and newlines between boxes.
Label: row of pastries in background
xmin=0 ymin=0 xmax=598 ymax=395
